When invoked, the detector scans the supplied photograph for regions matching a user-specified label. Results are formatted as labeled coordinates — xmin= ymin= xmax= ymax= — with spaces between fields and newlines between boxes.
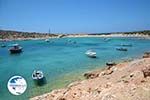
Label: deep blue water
xmin=0 ymin=37 xmax=150 ymax=100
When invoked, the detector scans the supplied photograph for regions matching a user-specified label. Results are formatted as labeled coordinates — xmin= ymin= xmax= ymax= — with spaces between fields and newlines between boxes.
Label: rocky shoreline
xmin=30 ymin=52 xmax=150 ymax=100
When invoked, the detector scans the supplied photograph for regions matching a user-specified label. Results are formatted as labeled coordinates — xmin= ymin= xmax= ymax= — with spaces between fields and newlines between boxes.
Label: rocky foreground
xmin=31 ymin=53 xmax=150 ymax=100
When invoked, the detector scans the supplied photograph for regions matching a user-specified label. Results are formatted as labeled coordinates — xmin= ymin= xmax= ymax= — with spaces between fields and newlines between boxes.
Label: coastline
xmin=0 ymin=34 xmax=150 ymax=41
xmin=30 ymin=52 xmax=150 ymax=100
xmin=0 ymin=36 xmax=58 ymax=41
xmin=65 ymin=34 xmax=150 ymax=39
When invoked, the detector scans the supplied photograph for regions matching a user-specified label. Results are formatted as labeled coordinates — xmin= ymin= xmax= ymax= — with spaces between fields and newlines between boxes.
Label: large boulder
xmin=142 ymin=66 xmax=150 ymax=78
xmin=84 ymin=72 xmax=99 ymax=79
xmin=143 ymin=52 xmax=150 ymax=58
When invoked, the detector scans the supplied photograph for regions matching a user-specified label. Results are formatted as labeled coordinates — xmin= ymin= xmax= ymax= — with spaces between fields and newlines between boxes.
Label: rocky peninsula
xmin=31 ymin=52 xmax=150 ymax=100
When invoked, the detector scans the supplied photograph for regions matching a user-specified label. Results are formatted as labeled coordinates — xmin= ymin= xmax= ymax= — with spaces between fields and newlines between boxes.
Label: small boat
xmin=58 ymin=34 xmax=65 ymax=38
xmin=143 ymin=52 xmax=150 ymax=58
xmin=1 ymin=44 xmax=6 ymax=47
xmin=32 ymin=70 xmax=44 ymax=80
xmin=106 ymin=62 xmax=116 ymax=66
xmin=45 ymin=39 xmax=50 ymax=42
xmin=104 ymin=38 xmax=111 ymax=42
xmin=121 ymin=44 xmax=132 ymax=47
xmin=85 ymin=50 xmax=96 ymax=58
xmin=68 ymin=39 xmax=72 ymax=42
xmin=116 ymin=47 xmax=127 ymax=51
xmin=32 ymin=70 xmax=46 ymax=86
xmin=9 ymin=44 xmax=22 ymax=54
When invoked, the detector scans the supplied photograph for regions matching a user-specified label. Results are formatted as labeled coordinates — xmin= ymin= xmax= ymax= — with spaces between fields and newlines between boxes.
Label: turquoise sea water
xmin=0 ymin=37 xmax=150 ymax=100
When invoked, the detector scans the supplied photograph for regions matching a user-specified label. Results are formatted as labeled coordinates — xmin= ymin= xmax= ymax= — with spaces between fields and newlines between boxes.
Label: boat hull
xmin=9 ymin=49 xmax=22 ymax=54
xmin=33 ymin=77 xmax=46 ymax=86
xmin=116 ymin=48 xmax=127 ymax=51
xmin=1 ymin=45 xmax=6 ymax=47
xmin=87 ymin=55 xmax=96 ymax=58
xmin=85 ymin=52 xmax=97 ymax=58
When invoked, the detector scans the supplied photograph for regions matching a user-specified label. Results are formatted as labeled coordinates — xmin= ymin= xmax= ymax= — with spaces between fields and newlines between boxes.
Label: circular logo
xmin=7 ymin=76 xmax=27 ymax=95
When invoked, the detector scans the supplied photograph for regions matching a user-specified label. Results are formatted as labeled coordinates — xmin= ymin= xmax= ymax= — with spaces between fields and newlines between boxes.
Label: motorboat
xmin=106 ymin=61 xmax=116 ymax=66
xmin=32 ymin=70 xmax=46 ymax=86
xmin=116 ymin=47 xmax=128 ymax=51
xmin=45 ymin=39 xmax=50 ymax=42
xmin=1 ymin=44 xmax=6 ymax=47
xmin=9 ymin=44 xmax=22 ymax=54
xmin=32 ymin=70 xmax=44 ymax=80
xmin=121 ymin=44 xmax=132 ymax=47
xmin=104 ymin=38 xmax=111 ymax=42
xmin=85 ymin=50 xmax=96 ymax=58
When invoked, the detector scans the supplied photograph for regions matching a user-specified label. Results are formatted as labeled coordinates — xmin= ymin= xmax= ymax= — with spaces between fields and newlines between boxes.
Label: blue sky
xmin=0 ymin=0 xmax=150 ymax=33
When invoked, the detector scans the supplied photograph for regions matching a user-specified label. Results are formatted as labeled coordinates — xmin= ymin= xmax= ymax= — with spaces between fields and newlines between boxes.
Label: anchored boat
xmin=1 ymin=44 xmax=6 ymax=47
xmin=32 ymin=70 xmax=46 ymax=85
xmin=85 ymin=50 xmax=96 ymax=58
xmin=106 ymin=62 xmax=116 ymax=66
xmin=45 ymin=39 xmax=50 ymax=42
xmin=9 ymin=44 xmax=22 ymax=54
xmin=121 ymin=44 xmax=132 ymax=47
xmin=116 ymin=47 xmax=128 ymax=51
xmin=32 ymin=70 xmax=44 ymax=80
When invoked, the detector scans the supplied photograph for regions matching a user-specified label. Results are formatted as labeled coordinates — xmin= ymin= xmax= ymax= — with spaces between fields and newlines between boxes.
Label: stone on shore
xmin=143 ymin=52 xmax=150 ymax=58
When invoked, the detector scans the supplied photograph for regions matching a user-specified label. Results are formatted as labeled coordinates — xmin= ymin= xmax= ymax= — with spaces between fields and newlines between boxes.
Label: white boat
xmin=104 ymin=38 xmax=111 ymax=42
xmin=1 ymin=44 xmax=6 ymax=47
xmin=32 ymin=70 xmax=44 ymax=80
xmin=121 ymin=44 xmax=132 ymax=47
xmin=85 ymin=50 xmax=96 ymax=58
xmin=106 ymin=61 xmax=116 ymax=66
xmin=45 ymin=39 xmax=50 ymax=42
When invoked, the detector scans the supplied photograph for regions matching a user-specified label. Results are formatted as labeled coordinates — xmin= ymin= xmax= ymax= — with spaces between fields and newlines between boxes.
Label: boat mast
xmin=49 ymin=28 xmax=51 ymax=34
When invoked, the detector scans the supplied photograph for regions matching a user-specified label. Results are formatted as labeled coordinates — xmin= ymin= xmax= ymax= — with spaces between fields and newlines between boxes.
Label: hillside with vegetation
xmin=118 ymin=30 xmax=150 ymax=35
xmin=88 ymin=30 xmax=150 ymax=35
xmin=0 ymin=30 xmax=58 ymax=40
xmin=0 ymin=30 xmax=150 ymax=40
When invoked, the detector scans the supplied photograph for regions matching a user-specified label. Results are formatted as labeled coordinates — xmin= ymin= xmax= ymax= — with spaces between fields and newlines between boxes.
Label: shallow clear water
xmin=0 ymin=37 xmax=150 ymax=100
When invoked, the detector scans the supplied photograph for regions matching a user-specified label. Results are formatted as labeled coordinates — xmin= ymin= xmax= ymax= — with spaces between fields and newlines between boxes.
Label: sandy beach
xmin=64 ymin=34 xmax=150 ymax=39
xmin=30 ymin=52 xmax=150 ymax=100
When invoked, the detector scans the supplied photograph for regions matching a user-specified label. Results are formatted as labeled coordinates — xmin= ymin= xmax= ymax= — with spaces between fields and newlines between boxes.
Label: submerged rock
xmin=84 ymin=72 xmax=99 ymax=79
xmin=59 ymin=98 xmax=66 ymax=100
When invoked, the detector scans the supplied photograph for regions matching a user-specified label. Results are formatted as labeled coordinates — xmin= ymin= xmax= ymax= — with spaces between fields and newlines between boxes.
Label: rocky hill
xmin=0 ymin=30 xmax=58 ymax=40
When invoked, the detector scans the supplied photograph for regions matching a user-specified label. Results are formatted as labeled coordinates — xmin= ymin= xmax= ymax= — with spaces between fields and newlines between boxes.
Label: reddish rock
xmin=143 ymin=52 xmax=150 ymax=58
xmin=142 ymin=66 xmax=150 ymax=78
xmin=84 ymin=72 xmax=99 ymax=79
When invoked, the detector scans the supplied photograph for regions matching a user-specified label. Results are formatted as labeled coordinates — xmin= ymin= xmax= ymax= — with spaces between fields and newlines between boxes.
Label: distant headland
xmin=0 ymin=30 xmax=150 ymax=41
